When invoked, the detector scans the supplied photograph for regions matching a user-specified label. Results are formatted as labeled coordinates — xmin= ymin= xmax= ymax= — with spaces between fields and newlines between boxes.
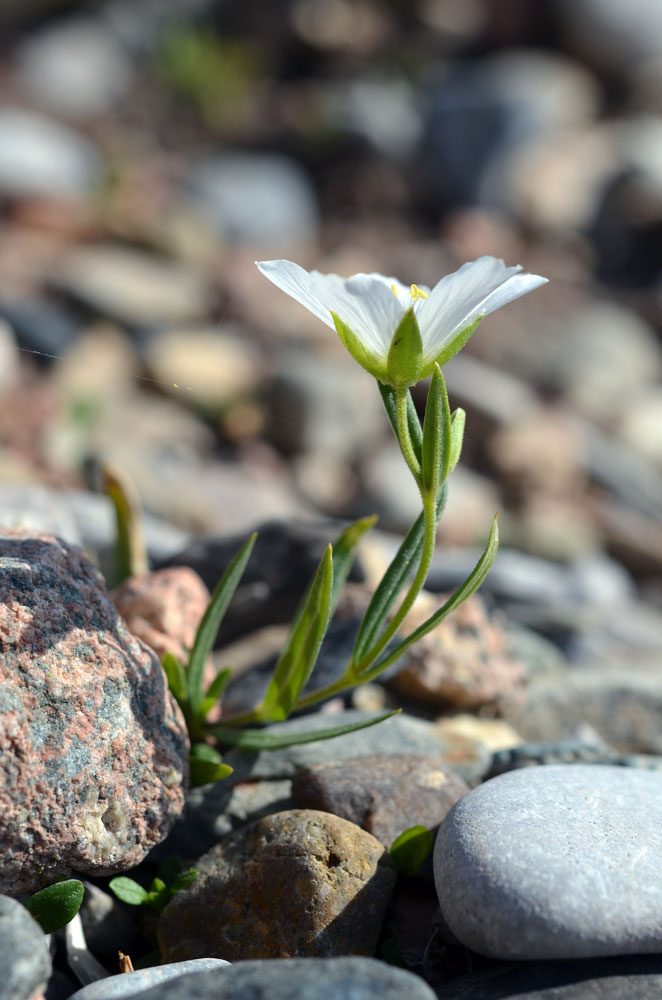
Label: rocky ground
xmin=0 ymin=1 xmax=661 ymax=998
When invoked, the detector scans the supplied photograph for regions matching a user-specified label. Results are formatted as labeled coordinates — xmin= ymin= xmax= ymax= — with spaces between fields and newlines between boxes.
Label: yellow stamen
xmin=409 ymin=284 xmax=428 ymax=301
xmin=391 ymin=284 xmax=399 ymax=298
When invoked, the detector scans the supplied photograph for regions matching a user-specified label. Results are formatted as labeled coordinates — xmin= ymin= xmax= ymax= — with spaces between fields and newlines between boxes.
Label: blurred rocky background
xmin=0 ymin=0 xmax=660 ymax=729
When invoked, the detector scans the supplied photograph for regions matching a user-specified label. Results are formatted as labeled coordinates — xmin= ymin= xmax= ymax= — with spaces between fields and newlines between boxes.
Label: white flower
xmin=256 ymin=256 xmax=548 ymax=386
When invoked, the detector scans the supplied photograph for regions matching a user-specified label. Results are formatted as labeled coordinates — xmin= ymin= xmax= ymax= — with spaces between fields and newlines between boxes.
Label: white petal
xmin=255 ymin=260 xmax=336 ymax=330
xmin=330 ymin=273 xmax=406 ymax=355
xmin=418 ymin=256 xmax=548 ymax=359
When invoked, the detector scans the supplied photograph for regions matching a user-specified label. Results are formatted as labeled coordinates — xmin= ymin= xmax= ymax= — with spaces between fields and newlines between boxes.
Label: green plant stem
xmin=395 ymin=386 xmax=421 ymax=483
xmin=292 ymin=487 xmax=438 ymax=711
xmin=351 ymin=488 xmax=437 ymax=674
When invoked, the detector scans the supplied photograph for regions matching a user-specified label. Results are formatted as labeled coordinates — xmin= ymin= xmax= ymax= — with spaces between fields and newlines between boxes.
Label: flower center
xmin=409 ymin=284 xmax=428 ymax=301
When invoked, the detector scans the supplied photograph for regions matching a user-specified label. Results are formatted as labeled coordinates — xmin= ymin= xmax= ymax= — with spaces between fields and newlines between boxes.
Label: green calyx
xmin=386 ymin=308 xmax=423 ymax=387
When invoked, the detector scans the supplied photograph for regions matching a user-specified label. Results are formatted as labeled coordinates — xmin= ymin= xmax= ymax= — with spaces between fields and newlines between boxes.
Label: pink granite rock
xmin=0 ymin=529 xmax=189 ymax=896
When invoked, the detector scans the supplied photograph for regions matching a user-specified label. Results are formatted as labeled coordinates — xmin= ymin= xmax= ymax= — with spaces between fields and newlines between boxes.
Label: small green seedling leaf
xmin=209 ymin=708 xmax=400 ymax=750
xmin=187 ymin=532 xmax=257 ymax=719
xmin=378 ymin=383 xmax=423 ymax=466
xmin=255 ymin=544 xmax=333 ymax=722
xmin=352 ymin=486 xmax=447 ymax=665
xmin=189 ymin=742 xmax=233 ymax=785
xmin=161 ymin=652 xmax=188 ymax=705
xmin=169 ymin=869 xmax=199 ymax=893
xmin=24 ymin=879 xmax=84 ymax=933
xmin=109 ymin=877 xmax=150 ymax=907
xmin=390 ymin=825 xmax=434 ymax=876
xmin=421 ymin=364 xmax=451 ymax=496
xmin=386 ymin=308 xmax=423 ymax=388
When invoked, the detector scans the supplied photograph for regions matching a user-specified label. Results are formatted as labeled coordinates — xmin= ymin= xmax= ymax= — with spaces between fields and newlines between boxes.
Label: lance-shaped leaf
xmin=189 ymin=742 xmax=233 ymax=786
xmin=187 ymin=532 xmax=257 ymax=718
xmin=448 ymin=407 xmax=466 ymax=474
xmin=328 ymin=514 xmax=377 ymax=615
xmin=421 ymin=364 xmax=451 ymax=496
xmin=208 ymin=709 xmax=400 ymax=750
xmin=25 ymin=880 xmax=84 ymax=933
xmin=254 ymin=545 xmax=333 ymax=722
xmin=352 ymin=485 xmax=447 ymax=665
xmin=161 ymin=652 xmax=187 ymax=705
xmin=378 ymin=382 xmax=423 ymax=466
xmin=198 ymin=666 xmax=233 ymax=722
xmin=101 ymin=464 xmax=148 ymax=585
xmin=360 ymin=514 xmax=499 ymax=681
xmin=386 ymin=307 xmax=423 ymax=388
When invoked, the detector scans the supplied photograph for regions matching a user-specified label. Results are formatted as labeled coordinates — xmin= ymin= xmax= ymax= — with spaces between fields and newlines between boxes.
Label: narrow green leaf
xmin=199 ymin=666 xmax=233 ymax=721
xmin=256 ymin=545 xmax=333 ymax=722
xmin=378 ymin=383 xmax=423 ymax=465
xmin=360 ymin=514 xmax=499 ymax=682
xmin=109 ymin=877 xmax=149 ymax=907
xmin=25 ymin=880 xmax=84 ymax=933
xmin=386 ymin=308 xmax=423 ymax=388
xmin=189 ymin=741 xmax=234 ymax=785
xmin=421 ymin=364 xmax=451 ymax=496
xmin=101 ymin=464 xmax=148 ymax=585
xmin=161 ymin=652 xmax=187 ymax=705
xmin=328 ymin=515 xmax=377 ymax=615
xmin=208 ymin=709 xmax=400 ymax=750
xmin=390 ymin=825 xmax=434 ymax=876
xmin=420 ymin=313 xmax=484 ymax=376
xmin=448 ymin=407 xmax=466 ymax=474
xmin=187 ymin=532 xmax=257 ymax=718
xmin=149 ymin=878 xmax=166 ymax=893
xmin=352 ymin=486 xmax=447 ymax=664
xmin=332 ymin=312 xmax=389 ymax=383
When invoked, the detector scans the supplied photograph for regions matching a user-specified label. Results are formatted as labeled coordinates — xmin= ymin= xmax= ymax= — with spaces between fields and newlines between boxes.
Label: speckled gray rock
xmin=0 ymin=529 xmax=189 ymax=895
xmin=0 ymin=894 xmax=51 ymax=1000
xmin=114 ymin=957 xmax=437 ymax=1000
xmin=434 ymin=764 xmax=662 ymax=960
xmin=434 ymin=954 xmax=662 ymax=999
xmin=68 ymin=959 xmax=231 ymax=1000
xmin=487 ymin=739 xmax=662 ymax=779
xmin=158 ymin=810 xmax=396 ymax=962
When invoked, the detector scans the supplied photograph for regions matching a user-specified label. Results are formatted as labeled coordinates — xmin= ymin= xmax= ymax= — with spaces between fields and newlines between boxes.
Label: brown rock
xmin=158 ymin=809 xmax=396 ymax=962
xmin=389 ymin=595 xmax=526 ymax=710
xmin=291 ymin=754 xmax=469 ymax=847
xmin=0 ymin=529 xmax=188 ymax=895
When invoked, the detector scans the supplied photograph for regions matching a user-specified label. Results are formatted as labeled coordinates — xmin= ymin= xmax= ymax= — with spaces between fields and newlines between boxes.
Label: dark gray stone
xmin=434 ymin=765 xmax=662 ymax=960
xmin=487 ymin=739 xmax=662 ymax=779
xmin=0 ymin=894 xmax=51 ymax=1000
xmin=434 ymin=954 xmax=662 ymax=999
xmin=124 ymin=956 xmax=437 ymax=1000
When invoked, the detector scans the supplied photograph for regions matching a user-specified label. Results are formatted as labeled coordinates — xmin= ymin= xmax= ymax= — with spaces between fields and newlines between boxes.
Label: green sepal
xmin=254 ymin=545 xmax=333 ymax=722
xmin=377 ymin=383 xmax=423 ymax=466
xmin=161 ymin=652 xmax=188 ymax=705
xmin=331 ymin=312 xmax=388 ymax=382
xmin=352 ymin=485 xmax=447 ymax=666
xmin=390 ymin=825 xmax=434 ymax=876
xmin=420 ymin=313 xmax=484 ymax=377
xmin=448 ymin=408 xmax=466 ymax=474
xmin=421 ymin=364 xmax=451 ymax=496
xmin=189 ymin=742 xmax=233 ymax=786
xmin=187 ymin=532 xmax=257 ymax=719
xmin=386 ymin=308 xmax=423 ymax=388
xmin=207 ymin=709 xmax=400 ymax=750
xmin=24 ymin=879 xmax=84 ymax=934
xmin=359 ymin=513 xmax=499 ymax=681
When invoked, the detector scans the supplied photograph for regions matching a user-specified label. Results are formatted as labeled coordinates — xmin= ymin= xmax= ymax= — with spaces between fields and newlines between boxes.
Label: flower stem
xmin=395 ymin=386 xmax=421 ymax=483
xmin=351 ymin=488 xmax=437 ymax=673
